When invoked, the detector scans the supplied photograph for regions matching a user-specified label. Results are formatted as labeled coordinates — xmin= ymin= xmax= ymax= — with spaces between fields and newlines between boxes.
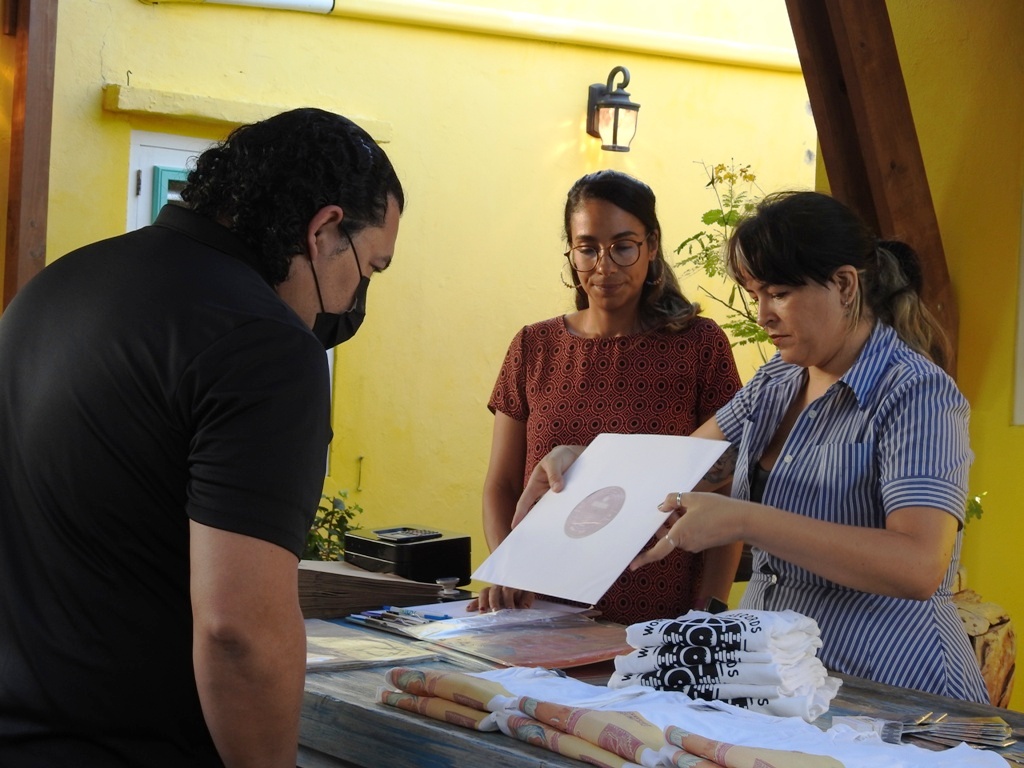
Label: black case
xmin=344 ymin=526 xmax=471 ymax=586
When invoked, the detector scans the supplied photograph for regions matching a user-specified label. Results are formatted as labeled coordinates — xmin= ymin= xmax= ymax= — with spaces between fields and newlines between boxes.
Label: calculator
xmin=374 ymin=527 xmax=443 ymax=543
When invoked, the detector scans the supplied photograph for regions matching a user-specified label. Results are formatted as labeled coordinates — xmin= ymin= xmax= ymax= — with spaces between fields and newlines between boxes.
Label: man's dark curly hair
xmin=180 ymin=108 xmax=404 ymax=286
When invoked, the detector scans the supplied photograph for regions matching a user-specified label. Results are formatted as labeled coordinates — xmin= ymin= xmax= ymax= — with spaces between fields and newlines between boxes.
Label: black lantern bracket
xmin=585 ymin=65 xmax=641 ymax=152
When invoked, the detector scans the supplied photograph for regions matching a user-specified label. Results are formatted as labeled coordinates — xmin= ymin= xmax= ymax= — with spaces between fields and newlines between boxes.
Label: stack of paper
xmin=412 ymin=613 xmax=633 ymax=669
xmin=344 ymin=599 xmax=631 ymax=669
xmin=298 ymin=560 xmax=443 ymax=619
xmin=341 ymin=599 xmax=630 ymax=669
xmin=305 ymin=618 xmax=439 ymax=670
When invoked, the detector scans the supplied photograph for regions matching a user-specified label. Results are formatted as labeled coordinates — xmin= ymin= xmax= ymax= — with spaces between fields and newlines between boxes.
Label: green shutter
xmin=151 ymin=166 xmax=190 ymax=223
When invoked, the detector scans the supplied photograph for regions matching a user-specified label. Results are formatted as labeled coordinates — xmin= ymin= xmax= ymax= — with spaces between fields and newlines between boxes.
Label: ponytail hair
xmin=866 ymin=240 xmax=951 ymax=370
xmin=725 ymin=191 xmax=949 ymax=367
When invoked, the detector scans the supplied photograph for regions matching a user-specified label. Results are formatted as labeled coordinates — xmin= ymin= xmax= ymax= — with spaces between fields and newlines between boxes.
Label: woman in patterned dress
xmin=520 ymin=190 xmax=988 ymax=702
xmin=471 ymin=170 xmax=742 ymax=624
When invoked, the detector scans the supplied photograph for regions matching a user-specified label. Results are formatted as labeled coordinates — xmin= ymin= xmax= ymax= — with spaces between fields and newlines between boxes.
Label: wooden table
xmin=299 ymin=635 xmax=1024 ymax=767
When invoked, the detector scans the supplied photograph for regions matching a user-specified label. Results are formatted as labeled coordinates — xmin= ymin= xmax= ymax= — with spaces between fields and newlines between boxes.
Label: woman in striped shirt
xmin=520 ymin=191 xmax=988 ymax=703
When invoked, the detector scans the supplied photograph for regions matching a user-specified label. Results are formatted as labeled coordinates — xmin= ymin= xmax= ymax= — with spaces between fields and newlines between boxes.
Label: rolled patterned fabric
xmin=663 ymin=725 xmax=843 ymax=768
xmin=383 ymin=667 xmax=514 ymax=712
xmin=494 ymin=710 xmax=672 ymax=768
xmin=665 ymin=750 xmax=727 ymax=768
xmin=515 ymin=697 xmax=664 ymax=767
xmin=377 ymin=688 xmax=498 ymax=731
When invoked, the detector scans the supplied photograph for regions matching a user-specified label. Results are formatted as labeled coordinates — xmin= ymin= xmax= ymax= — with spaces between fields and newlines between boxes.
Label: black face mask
xmin=309 ymin=227 xmax=369 ymax=350
xmin=311 ymin=274 xmax=369 ymax=349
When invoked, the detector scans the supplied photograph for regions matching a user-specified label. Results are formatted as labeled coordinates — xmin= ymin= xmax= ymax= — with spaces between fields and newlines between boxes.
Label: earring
xmin=645 ymin=260 xmax=664 ymax=287
xmin=561 ymin=264 xmax=585 ymax=292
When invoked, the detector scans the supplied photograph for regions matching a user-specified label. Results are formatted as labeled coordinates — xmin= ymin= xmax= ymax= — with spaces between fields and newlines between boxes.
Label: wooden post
xmin=786 ymin=0 xmax=959 ymax=376
xmin=3 ymin=0 xmax=57 ymax=310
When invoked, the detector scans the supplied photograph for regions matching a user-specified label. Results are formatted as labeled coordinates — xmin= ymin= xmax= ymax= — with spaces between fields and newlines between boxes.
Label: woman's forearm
xmin=739 ymin=503 xmax=957 ymax=600
xmin=482 ymin=483 xmax=519 ymax=551
xmin=639 ymin=494 xmax=958 ymax=601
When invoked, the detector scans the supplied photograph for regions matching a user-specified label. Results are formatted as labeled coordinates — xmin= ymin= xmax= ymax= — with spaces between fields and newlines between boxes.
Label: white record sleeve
xmin=472 ymin=433 xmax=729 ymax=605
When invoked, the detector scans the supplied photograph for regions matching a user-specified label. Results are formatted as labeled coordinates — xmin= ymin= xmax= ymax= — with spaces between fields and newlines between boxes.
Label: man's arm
xmin=190 ymin=522 xmax=306 ymax=768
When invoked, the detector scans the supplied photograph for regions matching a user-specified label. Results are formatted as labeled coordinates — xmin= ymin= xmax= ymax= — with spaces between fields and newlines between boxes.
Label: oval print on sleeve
xmin=564 ymin=486 xmax=626 ymax=538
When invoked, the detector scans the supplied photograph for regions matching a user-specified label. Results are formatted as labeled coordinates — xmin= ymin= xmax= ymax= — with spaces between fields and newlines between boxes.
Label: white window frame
xmin=126 ymin=130 xmax=214 ymax=231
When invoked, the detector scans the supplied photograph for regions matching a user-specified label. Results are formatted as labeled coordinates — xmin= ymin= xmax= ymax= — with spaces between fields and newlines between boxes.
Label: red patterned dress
xmin=488 ymin=315 xmax=741 ymax=624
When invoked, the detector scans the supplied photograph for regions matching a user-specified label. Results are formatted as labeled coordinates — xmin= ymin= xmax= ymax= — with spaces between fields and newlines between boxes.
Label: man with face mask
xmin=0 ymin=108 xmax=403 ymax=768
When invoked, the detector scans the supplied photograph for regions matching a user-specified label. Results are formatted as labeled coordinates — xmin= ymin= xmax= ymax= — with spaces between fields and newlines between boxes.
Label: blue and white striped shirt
xmin=717 ymin=322 xmax=988 ymax=703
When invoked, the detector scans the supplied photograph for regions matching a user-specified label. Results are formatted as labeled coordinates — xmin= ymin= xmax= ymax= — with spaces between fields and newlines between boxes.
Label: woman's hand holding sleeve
xmin=630 ymin=491 xmax=957 ymax=600
xmin=630 ymin=492 xmax=750 ymax=571
xmin=511 ymin=445 xmax=585 ymax=528
xmin=468 ymin=585 xmax=536 ymax=612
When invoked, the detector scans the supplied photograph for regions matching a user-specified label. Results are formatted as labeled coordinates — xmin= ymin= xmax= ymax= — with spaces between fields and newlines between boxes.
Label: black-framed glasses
xmin=564 ymin=237 xmax=647 ymax=272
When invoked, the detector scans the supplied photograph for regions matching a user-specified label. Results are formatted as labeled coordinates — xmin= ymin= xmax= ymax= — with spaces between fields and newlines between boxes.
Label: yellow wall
xmin=17 ymin=0 xmax=1023 ymax=711
xmin=885 ymin=0 xmax=1024 ymax=710
xmin=42 ymin=0 xmax=813 ymax=569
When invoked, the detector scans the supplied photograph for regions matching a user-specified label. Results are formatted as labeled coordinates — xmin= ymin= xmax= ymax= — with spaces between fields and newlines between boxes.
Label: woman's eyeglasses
xmin=564 ymin=237 xmax=647 ymax=272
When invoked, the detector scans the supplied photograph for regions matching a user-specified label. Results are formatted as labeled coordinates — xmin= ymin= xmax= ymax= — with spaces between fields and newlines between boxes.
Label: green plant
xmin=302 ymin=492 xmax=362 ymax=561
xmin=674 ymin=161 xmax=772 ymax=361
xmin=965 ymin=491 xmax=987 ymax=525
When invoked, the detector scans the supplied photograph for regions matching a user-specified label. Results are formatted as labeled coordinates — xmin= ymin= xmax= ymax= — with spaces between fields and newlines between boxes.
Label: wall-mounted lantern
xmin=586 ymin=65 xmax=640 ymax=152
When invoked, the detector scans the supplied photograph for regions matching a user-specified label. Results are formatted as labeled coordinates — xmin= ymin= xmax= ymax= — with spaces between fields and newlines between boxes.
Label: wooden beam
xmin=786 ymin=0 xmax=959 ymax=375
xmin=3 ymin=0 xmax=57 ymax=310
